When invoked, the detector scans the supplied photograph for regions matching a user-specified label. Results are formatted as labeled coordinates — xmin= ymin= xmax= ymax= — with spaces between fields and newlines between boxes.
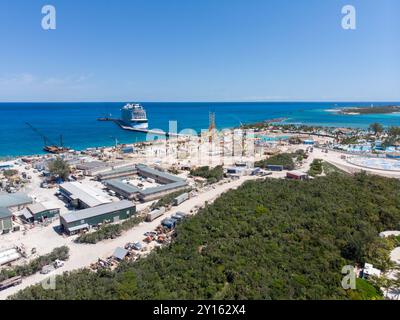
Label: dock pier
xmin=98 ymin=118 xmax=192 ymax=138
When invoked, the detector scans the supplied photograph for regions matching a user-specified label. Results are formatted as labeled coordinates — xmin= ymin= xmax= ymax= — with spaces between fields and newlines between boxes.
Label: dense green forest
xmin=255 ymin=153 xmax=296 ymax=170
xmin=308 ymin=159 xmax=323 ymax=176
xmin=190 ymin=165 xmax=224 ymax=183
xmin=11 ymin=172 xmax=400 ymax=300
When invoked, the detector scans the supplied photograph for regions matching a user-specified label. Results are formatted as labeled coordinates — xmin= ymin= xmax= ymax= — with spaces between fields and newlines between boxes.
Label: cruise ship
xmin=121 ymin=103 xmax=148 ymax=129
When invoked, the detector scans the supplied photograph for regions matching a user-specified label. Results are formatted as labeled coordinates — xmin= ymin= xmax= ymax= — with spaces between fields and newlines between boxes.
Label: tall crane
xmin=25 ymin=122 xmax=69 ymax=154
xmin=208 ymin=112 xmax=216 ymax=143
xmin=26 ymin=122 xmax=55 ymax=146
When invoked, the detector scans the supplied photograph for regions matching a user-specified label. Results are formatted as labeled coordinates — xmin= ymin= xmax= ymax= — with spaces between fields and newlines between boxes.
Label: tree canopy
xmin=190 ymin=166 xmax=224 ymax=184
xmin=255 ymin=153 xmax=296 ymax=170
xmin=48 ymin=157 xmax=70 ymax=181
xmin=369 ymin=123 xmax=384 ymax=135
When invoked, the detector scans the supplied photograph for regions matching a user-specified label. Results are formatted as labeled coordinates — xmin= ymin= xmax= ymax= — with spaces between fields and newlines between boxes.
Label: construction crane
xmin=208 ymin=112 xmax=216 ymax=143
xmin=25 ymin=122 xmax=70 ymax=154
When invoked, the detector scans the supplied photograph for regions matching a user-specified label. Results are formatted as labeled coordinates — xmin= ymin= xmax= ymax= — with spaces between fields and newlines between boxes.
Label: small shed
xmin=286 ymin=171 xmax=309 ymax=181
xmin=303 ymin=139 xmax=315 ymax=145
xmin=122 ymin=146 xmax=135 ymax=154
xmin=266 ymin=165 xmax=284 ymax=172
xmin=113 ymin=247 xmax=129 ymax=261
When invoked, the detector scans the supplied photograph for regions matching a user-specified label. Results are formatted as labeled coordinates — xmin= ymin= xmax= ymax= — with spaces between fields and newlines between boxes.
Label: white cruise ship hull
xmin=132 ymin=122 xmax=149 ymax=129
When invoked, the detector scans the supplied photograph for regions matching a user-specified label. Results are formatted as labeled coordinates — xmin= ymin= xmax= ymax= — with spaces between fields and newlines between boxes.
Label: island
xmin=333 ymin=105 xmax=400 ymax=115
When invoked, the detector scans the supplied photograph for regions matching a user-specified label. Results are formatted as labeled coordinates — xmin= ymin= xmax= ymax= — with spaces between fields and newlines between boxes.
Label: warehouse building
xmin=76 ymin=161 xmax=112 ymax=176
xmin=104 ymin=164 xmax=188 ymax=202
xmin=76 ymin=161 xmax=131 ymax=177
xmin=21 ymin=201 xmax=60 ymax=223
xmin=96 ymin=166 xmax=137 ymax=181
xmin=136 ymin=164 xmax=184 ymax=184
xmin=104 ymin=179 xmax=141 ymax=200
xmin=60 ymin=200 xmax=136 ymax=235
xmin=138 ymin=181 xmax=188 ymax=202
xmin=0 ymin=207 xmax=13 ymax=234
xmin=0 ymin=193 xmax=33 ymax=211
xmin=105 ymin=179 xmax=188 ymax=202
xmin=59 ymin=182 xmax=111 ymax=209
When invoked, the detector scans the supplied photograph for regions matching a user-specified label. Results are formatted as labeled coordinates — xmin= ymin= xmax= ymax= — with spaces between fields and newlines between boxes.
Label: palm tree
xmin=369 ymin=123 xmax=384 ymax=136
xmin=388 ymin=126 xmax=400 ymax=138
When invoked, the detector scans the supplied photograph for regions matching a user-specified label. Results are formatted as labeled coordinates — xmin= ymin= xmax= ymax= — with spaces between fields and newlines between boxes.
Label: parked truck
xmin=146 ymin=207 xmax=166 ymax=222
xmin=266 ymin=165 xmax=284 ymax=172
xmin=161 ymin=218 xmax=177 ymax=229
xmin=0 ymin=276 xmax=22 ymax=291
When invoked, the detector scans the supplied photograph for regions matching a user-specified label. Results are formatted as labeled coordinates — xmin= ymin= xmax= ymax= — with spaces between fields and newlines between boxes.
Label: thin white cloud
xmin=0 ymin=73 xmax=95 ymax=102
xmin=0 ymin=73 xmax=36 ymax=85
xmin=0 ymin=73 xmax=92 ymax=87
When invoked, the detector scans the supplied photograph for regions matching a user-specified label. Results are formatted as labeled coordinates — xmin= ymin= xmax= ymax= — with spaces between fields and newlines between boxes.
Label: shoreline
xmin=0 ymin=122 xmax=369 ymax=161
xmin=2 ymin=101 xmax=400 ymax=158
xmin=327 ymin=105 xmax=400 ymax=116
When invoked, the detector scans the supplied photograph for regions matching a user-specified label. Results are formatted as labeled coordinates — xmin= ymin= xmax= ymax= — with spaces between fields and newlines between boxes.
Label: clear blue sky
xmin=0 ymin=0 xmax=399 ymax=102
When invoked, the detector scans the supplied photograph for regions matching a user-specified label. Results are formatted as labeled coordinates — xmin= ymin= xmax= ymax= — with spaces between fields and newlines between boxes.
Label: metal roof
xmin=0 ymin=193 xmax=32 ymax=208
xmin=67 ymin=223 xmax=89 ymax=232
xmin=27 ymin=203 xmax=47 ymax=215
xmin=287 ymin=171 xmax=308 ymax=176
xmin=20 ymin=208 xmax=33 ymax=220
xmin=140 ymin=181 xmax=187 ymax=196
xmin=106 ymin=179 xmax=187 ymax=196
xmin=175 ymin=192 xmax=189 ymax=201
xmin=60 ymin=182 xmax=111 ymax=208
xmin=27 ymin=201 xmax=60 ymax=215
xmin=113 ymin=247 xmax=129 ymax=260
xmin=97 ymin=166 xmax=137 ymax=178
xmin=0 ymin=207 xmax=12 ymax=219
xmin=105 ymin=179 xmax=141 ymax=194
xmin=136 ymin=164 xmax=184 ymax=182
xmin=61 ymin=200 xmax=134 ymax=224
xmin=76 ymin=161 xmax=110 ymax=170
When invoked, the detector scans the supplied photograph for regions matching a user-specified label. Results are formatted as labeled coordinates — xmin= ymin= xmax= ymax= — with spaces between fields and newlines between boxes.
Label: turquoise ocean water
xmin=0 ymin=102 xmax=399 ymax=157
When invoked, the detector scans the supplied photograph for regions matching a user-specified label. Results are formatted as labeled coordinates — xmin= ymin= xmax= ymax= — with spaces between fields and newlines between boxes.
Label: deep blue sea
xmin=1 ymin=102 xmax=400 ymax=157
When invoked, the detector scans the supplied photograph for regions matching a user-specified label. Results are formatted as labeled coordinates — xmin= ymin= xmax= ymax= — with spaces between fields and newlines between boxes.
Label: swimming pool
xmin=345 ymin=145 xmax=372 ymax=153
xmin=258 ymin=135 xmax=290 ymax=142
xmin=347 ymin=156 xmax=400 ymax=172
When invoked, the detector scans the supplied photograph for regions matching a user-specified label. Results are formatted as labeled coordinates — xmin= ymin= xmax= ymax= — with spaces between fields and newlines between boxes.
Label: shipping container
xmin=173 ymin=192 xmax=189 ymax=206
xmin=266 ymin=165 xmax=284 ymax=171
xmin=146 ymin=207 xmax=166 ymax=222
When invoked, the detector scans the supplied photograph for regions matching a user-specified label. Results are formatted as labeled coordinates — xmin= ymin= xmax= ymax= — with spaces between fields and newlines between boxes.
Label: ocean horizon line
xmin=0 ymin=100 xmax=400 ymax=104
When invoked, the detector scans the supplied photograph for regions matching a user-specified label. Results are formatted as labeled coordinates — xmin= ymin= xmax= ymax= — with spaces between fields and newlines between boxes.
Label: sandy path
xmin=0 ymin=175 xmax=257 ymax=300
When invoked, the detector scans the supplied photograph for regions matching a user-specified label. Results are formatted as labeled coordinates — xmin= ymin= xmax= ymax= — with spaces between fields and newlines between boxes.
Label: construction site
xmin=0 ymin=113 xmax=337 ymax=299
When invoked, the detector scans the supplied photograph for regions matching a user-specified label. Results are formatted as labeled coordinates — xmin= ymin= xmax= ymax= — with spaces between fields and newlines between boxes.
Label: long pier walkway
xmin=98 ymin=118 xmax=193 ymax=138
